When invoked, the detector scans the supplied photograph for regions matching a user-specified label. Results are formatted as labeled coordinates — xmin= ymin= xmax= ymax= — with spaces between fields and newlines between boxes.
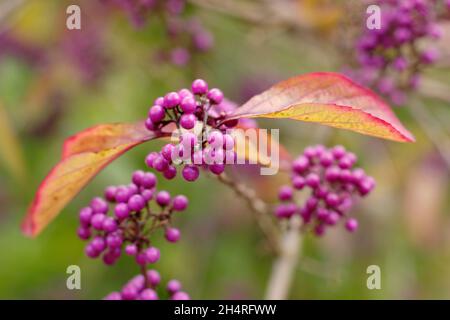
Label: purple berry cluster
xmin=274 ymin=145 xmax=375 ymax=236
xmin=104 ymin=270 xmax=189 ymax=300
xmin=103 ymin=0 xmax=213 ymax=66
xmin=348 ymin=0 xmax=448 ymax=105
xmin=144 ymin=79 xmax=241 ymax=182
xmin=77 ymin=170 xmax=188 ymax=266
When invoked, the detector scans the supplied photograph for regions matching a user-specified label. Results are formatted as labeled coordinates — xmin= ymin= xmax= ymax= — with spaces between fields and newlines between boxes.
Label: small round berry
xmin=103 ymin=217 xmax=118 ymax=233
xmin=165 ymin=227 xmax=181 ymax=243
xmin=207 ymin=88 xmax=224 ymax=104
xmin=145 ymin=152 xmax=158 ymax=168
xmin=128 ymin=194 xmax=146 ymax=212
xmin=140 ymin=289 xmax=158 ymax=300
xmin=305 ymin=173 xmax=320 ymax=188
xmin=85 ymin=244 xmax=100 ymax=258
xmin=127 ymin=183 xmax=139 ymax=195
xmin=182 ymin=165 xmax=199 ymax=182
xmin=180 ymin=96 xmax=196 ymax=113
xmin=149 ymin=105 xmax=165 ymax=123
xmin=154 ymin=97 xmax=164 ymax=106
xmin=274 ymin=203 xmax=297 ymax=219
xmin=132 ymin=170 xmax=145 ymax=186
xmin=91 ymin=213 xmax=106 ymax=230
xmin=141 ymin=172 xmax=157 ymax=189
xmin=114 ymin=203 xmax=130 ymax=220
xmin=147 ymin=269 xmax=161 ymax=287
xmin=121 ymin=285 xmax=139 ymax=300
xmin=172 ymin=291 xmax=190 ymax=300
xmin=163 ymin=165 xmax=177 ymax=180
xmin=209 ymin=163 xmax=225 ymax=175
xmin=180 ymin=114 xmax=196 ymax=130
xmin=278 ymin=186 xmax=293 ymax=201
xmin=167 ymin=279 xmax=182 ymax=294
xmin=156 ymin=191 xmax=171 ymax=206
xmin=292 ymin=156 xmax=309 ymax=174
xmin=325 ymin=166 xmax=340 ymax=182
xmin=161 ymin=144 xmax=175 ymax=161
xmin=320 ymin=152 xmax=334 ymax=167
xmin=207 ymin=131 xmax=224 ymax=147
xmin=345 ymin=218 xmax=358 ymax=232
xmin=79 ymin=207 xmax=93 ymax=226
xmin=91 ymin=236 xmax=106 ymax=252
xmin=153 ymin=155 xmax=169 ymax=172
xmin=332 ymin=145 xmax=346 ymax=159
xmin=115 ymin=186 xmax=131 ymax=203
xmin=141 ymin=189 xmax=154 ymax=202
xmin=77 ymin=226 xmax=91 ymax=240
xmin=145 ymin=118 xmax=156 ymax=131
xmin=178 ymin=88 xmax=193 ymax=100
xmin=104 ymin=186 xmax=117 ymax=202
xmin=106 ymin=233 xmax=123 ymax=248
xmin=316 ymin=208 xmax=329 ymax=221
xmin=145 ymin=247 xmax=160 ymax=264
xmin=191 ymin=79 xmax=208 ymax=95
xmin=125 ymin=244 xmax=138 ymax=256
xmin=103 ymin=252 xmax=118 ymax=265
xmin=90 ymin=197 xmax=108 ymax=214
xmin=325 ymin=193 xmax=340 ymax=207
xmin=326 ymin=211 xmax=340 ymax=225
xmin=164 ymin=92 xmax=181 ymax=108
xmin=172 ymin=195 xmax=188 ymax=211
xmin=291 ymin=176 xmax=305 ymax=190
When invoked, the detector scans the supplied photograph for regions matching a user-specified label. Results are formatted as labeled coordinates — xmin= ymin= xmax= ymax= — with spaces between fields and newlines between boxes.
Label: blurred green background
xmin=1 ymin=0 xmax=450 ymax=299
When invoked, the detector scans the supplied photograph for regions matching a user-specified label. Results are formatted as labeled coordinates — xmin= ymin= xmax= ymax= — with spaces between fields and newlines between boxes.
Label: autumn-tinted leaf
xmin=22 ymin=122 xmax=165 ymax=237
xmin=226 ymin=72 xmax=415 ymax=143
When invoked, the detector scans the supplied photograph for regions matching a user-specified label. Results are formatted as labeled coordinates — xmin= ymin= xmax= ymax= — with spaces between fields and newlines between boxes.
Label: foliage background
xmin=0 ymin=0 xmax=449 ymax=299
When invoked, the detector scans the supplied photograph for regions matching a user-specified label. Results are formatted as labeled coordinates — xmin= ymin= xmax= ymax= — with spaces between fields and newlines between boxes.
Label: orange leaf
xmin=227 ymin=72 xmax=415 ymax=143
xmin=22 ymin=122 xmax=166 ymax=237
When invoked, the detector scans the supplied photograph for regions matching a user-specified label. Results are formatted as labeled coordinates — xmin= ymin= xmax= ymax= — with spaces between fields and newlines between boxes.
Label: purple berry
xmin=153 ymin=155 xmax=169 ymax=172
xmin=167 ymin=279 xmax=182 ymax=294
xmin=207 ymin=88 xmax=224 ymax=104
xmin=345 ymin=218 xmax=358 ymax=232
xmin=192 ymin=79 xmax=208 ymax=95
xmin=140 ymin=288 xmax=158 ymax=300
xmin=180 ymin=114 xmax=196 ymax=129
xmin=180 ymin=96 xmax=196 ymax=113
xmin=182 ymin=165 xmax=199 ymax=182
xmin=164 ymin=92 xmax=181 ymax=108
xmin=172 ymin=195 xmax=188 ymax=211
xmin=163 ymin=165 xmax=177 ymax=180
xmin=125 ymin=244 xmax=138 ymax=256
xmin=172 ymin=291 xmax=190 ymax=300
xmin=165 ymin=227 xmax=181 ymax=243
xmin=147 ymin=269 xmax=161 ymax=287
xmin=90 ymin=197 xmax=108 ymax=214
xmin=128 ymin=194 xmax=146 ymax=212
xmin=103 ymin=217 xmax=118 ymax=233
xmin=145 ymin=247 xmax=160 ymax=263
xmin=278 ymin=185 xmax=293 ymax=201
xmin=77 ymin=226 xmax=91 ymax=240
xmin=91 ymin=213 xmax=106 ymax=230
xmin=156 ymin=191 xmax=171 ymax=206
xmin=145 ymin=152 xmax=158 ymax=168
xmin=149 ymin=105 xmax=165 ymax=123
xmin=141 ymin=172 xmax=157 ymax=189
xmin=114 ymin=203 xmax=130 ymax=220
xmin=104 ymin=186 xmax=117 ymax=202
xmin=79 ymin=207 xmax=93 ymax=226
xmin=91 ymin=236 xmax=106 ymax=252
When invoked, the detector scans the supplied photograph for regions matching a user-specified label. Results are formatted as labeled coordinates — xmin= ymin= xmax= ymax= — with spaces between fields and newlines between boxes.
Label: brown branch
xmin=216 ymin=172 xmax=280 ymax=254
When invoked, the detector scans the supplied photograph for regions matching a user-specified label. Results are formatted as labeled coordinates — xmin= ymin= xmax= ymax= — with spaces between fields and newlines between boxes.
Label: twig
xmin=264 ymin=216 xmax=302 ymax=300
xmin=215 ymin=172 xmax=280 ymax=254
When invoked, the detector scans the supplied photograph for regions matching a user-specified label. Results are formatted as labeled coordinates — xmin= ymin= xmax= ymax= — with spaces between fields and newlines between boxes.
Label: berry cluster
xmin=274 ymin=145 xmax=375 ymax=236
xmin=348 ymin=0 xmax=448 ymax=105
xmin=144 ymin=79 xmax=241 ymax=182
xmin=104 ymin=270 xmax=189 ymax=300
xmin=104 ymin=0 xmax=213 ymax=66
xmin=77 ymin=170 xmax=188 ymax=266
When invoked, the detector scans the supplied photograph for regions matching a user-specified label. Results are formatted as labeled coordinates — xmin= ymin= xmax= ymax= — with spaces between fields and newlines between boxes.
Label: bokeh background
xmin=1 ymin=0 xmax=450 ymax=299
